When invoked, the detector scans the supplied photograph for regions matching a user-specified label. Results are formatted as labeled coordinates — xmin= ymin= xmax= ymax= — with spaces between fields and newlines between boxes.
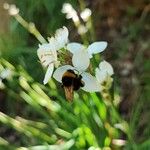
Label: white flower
xmin=37 ymin=26 xmax=69 ymax=84
xmin=49 ymin=26 xmax=69 ymax=50
xmin=0 ymin=69 xmax=13 ymax=79
xmin=77 ymin=25 xmax=88 ymax=34
xmin=3 ymin=3 xmax=19 ymax=16
xmin=0 ymin=68 xmax=13 ymax=89
xmin=53 ymin=51 xmax=99 ymax=92
xmin=62 ymin=3 xmax=79 ymax=23
xmin=80 ymin=8 xmax=92 ymax=22
xmin=67 ymin=41 xmax=107 ymax=59
xmin=3 ymin=3 xmax=9 ymax=10
xmin=8 ymin=4 xmax=19 ymax=16
xmin=95 ymin=60 xmax=114 ymax=87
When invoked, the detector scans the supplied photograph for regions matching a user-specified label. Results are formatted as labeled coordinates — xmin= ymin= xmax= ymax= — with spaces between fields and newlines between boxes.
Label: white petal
xmin=48 ymin=37 xmax=57 ymax=50
xmin=62 ymin=3 xmax=79 ymax=22
xmin=99 ymin=60 xmax=114 ymax=76
xmin=87 ymin=41 xmax=107 ymax=58
xmin=62 ymin=3 xmax=73 ymax=14
xmin=80 ymin=8 xmax=91 ymax=22
xmin=95 ymin=68 xmax=107 ymax=83
xmin=77 ymin=25 xmax=88 ymax=34
xmin=8 ymin=4 xmax=19 ymax=16
xmin=43 ymin=64 xmax=54 ymax=84
xmin=37 ymin=43 xmax=51 ymax=53
xmin=72 ymin=50 xmax=90 ymax=72
xmin=55 ymin=26 xmax=69 ymax=49
xmin=53 ymin=65 xmax=74 ymax=83
xmin=37 ymin=43 xmax=57 ymax=67
xmin=66 ymin=43 xmax=84 ymax=54
xmin=81 ymin=72 xmax=100 ymax=92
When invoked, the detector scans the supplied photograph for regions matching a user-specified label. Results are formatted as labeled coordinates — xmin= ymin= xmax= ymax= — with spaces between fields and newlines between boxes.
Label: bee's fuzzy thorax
xmin=62 ymin=69 xmax=85 ymax=101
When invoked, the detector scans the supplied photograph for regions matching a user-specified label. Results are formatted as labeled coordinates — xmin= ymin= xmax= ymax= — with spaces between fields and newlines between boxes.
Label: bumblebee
xmin=62 ymin=69 xmax=84 ymax=102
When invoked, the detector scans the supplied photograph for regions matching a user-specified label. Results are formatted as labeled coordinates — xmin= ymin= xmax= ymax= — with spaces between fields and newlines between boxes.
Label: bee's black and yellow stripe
xmin=62 ymin=70 xmax=77 ymax=79
xmin=62 ymin=69 xmax=84 ymax=91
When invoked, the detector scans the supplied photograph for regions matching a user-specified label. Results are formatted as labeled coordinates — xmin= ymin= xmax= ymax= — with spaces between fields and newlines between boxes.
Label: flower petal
xmin=43 ymin=63 xmax=54 ymax=84
xmin=87 ymin=41 xmax=107 ymax=58
xmin=81 ymin=72 xmax=100 ymax=92
xmin=66 ymin=43 xmax=84 ymax=54
xmin=48 ymin=37 xmax=57 ymax=50
xmin=80 ymin=8 xmax=91 ymax=22
xmin=37 ymin=43 xmax=50 ymax=54
xmin=99 ymin=60 xmax=114 ymax=76
xmin=72 ymin=50 xmax=90 ymax=72
xmin=55 ymin=26 xmax=69 ymax=49
xmin=53 ymin=65 xmax=74 ymax=83
xmin=95 ymin=68 xmax=107 ymax=83
xmin=37 ymin=43 xmax=57 ymax=67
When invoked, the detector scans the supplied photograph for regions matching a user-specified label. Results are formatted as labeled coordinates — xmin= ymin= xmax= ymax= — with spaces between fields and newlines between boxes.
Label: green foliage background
xmin=0 ymin=0 xmax=149 ymax=149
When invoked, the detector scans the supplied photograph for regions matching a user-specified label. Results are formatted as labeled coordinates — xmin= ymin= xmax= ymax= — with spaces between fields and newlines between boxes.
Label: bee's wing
xmin=63 ymin=85 xmax=74 ymax=102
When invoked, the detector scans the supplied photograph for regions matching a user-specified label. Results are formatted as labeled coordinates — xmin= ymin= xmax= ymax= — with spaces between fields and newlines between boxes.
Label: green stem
xmin=101 ymin=88 xmax=137 ymax=148
xmin=14 ymin=14 xmax=47 ymax=44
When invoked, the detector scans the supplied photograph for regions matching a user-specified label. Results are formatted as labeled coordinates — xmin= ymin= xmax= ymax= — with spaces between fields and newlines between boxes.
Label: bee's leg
xmin=78 ymin=75 xmax=85 ymax=87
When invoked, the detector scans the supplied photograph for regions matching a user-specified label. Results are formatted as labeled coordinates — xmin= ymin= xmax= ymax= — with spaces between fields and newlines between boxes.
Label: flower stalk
xmin=15 ymin=15 xmax=46 ymax=44
xmin=4 ymin=3 xmax=46 ymax=44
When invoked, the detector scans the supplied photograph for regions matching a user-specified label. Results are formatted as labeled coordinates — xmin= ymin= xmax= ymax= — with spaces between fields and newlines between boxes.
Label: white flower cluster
xmin=3 ymin=3 xmax=19 ymax=16
xmin=37 ymin=26 xmax=114 ymax=95
xmin=62 ymin=3 xmax=92 ymax=35
xmin=62 ymin=3 xmax=79 ymax=23
xmin=37 ymin=27 xmax=68 ymax=84
xmin=62 ymin=3 xmax=91 ymax=23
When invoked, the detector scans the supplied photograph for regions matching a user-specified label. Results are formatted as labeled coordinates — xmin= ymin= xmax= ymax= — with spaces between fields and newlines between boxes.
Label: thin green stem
xmin=14 ymin=14 xmax=47 ymax=44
